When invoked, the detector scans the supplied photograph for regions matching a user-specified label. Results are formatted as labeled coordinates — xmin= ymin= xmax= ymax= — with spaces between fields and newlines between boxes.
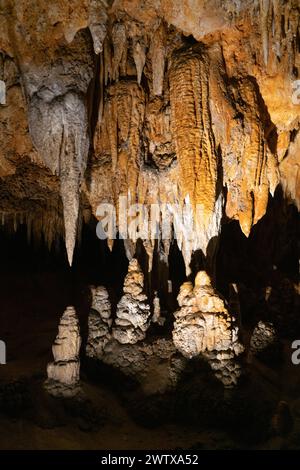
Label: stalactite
xmin=112 ymin=22 xmax=127 ymax=81
xmin=279 ymin=129 xmax=300 ymax=210
xmin=260 ymin=0 xmax=271 ymax=67
xmin=149 ymin=22 xmax=166 ymax=96
xmin=29 ymin=90 xmax=90 ymax=264
xmin=0 ymin=204 xmax=65 ymax=251
xmin=143 ymin=239 xmax=155 ymax=273
xmin=224 ymin=78 xmax=279 ymax=236
xmin=133 ymin=41 xmax=146 ymax=85
xmin=88 ymin=0 xmax=108 ymax=55
xmin=98 ymin=52 xmax=104 ymax=125
xmin=170 ymin=45 xmax=218 ymax=222
xmin=106 ymin=97 xmax=118 ymax=172
xmin=169 ymin=45 xmax=222 ymax=274
xmin=103 ymin=37 xmax=112 ymax=85
xmin=107 ymin=238 xmax=114 ymax=251
xmin=98 ymin=81 xmax=145 ymax=199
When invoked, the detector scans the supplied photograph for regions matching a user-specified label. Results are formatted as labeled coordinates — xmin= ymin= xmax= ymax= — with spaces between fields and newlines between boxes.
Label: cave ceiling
xmin=0 ymin=0 xmax=299 ymax=272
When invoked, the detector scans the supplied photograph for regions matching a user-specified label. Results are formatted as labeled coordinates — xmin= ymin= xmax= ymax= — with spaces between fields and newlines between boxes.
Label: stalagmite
xmin=173 ymin=272 xmax=244 ymax=387
xmin=250 ymin=321 xmax=277 ymax=355
xmin=152 ymin=291 xmax=165 ymax=326
xmin=1 ymin=1 xmax=300 ymax=448
xmin=86 ymin=286 xmax=112 ymax=358
xmin=113 ymin=258 xmax=151 ymax=344
xmin=45 ymin=306 xmax=81 ymax=397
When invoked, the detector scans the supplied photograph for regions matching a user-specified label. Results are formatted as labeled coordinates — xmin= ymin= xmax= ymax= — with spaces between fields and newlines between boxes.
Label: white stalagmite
xmin=45 ymin=306 xmax=81 ymax=397
xmin=152 ymin=291 xmax=165 ymax=326
xmin=113 ymin=258 xmax=151 ymax=344
xmin=172 ymin=271 xmax=244 ymax=387
xmin=86 ymin=286 xmax=112 ymax=358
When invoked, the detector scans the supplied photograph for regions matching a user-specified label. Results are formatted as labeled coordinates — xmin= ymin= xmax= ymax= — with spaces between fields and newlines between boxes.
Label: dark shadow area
xmin=217 ymin=186 xmax=299 ymax=293
xmin=216 ymin=186 xmax=300 ymax=337
xmin=0 ymin=218 xmax=129 ymax=377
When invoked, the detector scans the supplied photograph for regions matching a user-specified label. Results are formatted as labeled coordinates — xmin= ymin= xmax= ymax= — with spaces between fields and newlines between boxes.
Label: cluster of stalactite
xmin=0 ymin=209 xmax=64 ymax=250
xmin=0 ymin=0 xmax=299 ymax=275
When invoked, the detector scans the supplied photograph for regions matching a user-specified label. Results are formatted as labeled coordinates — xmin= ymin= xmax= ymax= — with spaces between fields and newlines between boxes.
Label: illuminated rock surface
xmin=86 ymin=286 xmax=112 ymax=358
xmin=113 ymin=258 xmax=151 ymax=344
xmin=45 ymin=306 xmax=81 ymax=397
xmin=0 ymin=0 xmax=299 ymax=449
xmin=173 ymin=271 xmax=244 ymax=387
xmin=0 ymin=0 xmax=298 ymax=272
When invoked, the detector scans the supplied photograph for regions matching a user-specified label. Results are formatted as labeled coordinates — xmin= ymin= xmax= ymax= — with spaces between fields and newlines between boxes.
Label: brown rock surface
xmin=0 ymin=0 xmax=298 ymax=270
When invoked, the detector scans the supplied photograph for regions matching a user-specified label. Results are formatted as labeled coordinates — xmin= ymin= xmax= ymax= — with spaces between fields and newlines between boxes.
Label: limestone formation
xmin=170 ymin=46 xmax=217 ymax=222
xmin=98 ymin=337 xmax=187 ymax=395
xmin=86 ymin=286 xmax=112 ymax=358
xmin=250 ymin=321 xmax=277 ymax=355
xmin=85 ymin=281 xmax=184 ymax=394
xmin=173 ymin=271 xmax=244 ymax=387
xmin=0 ymin=1 xmax=299 ymax=277
xmin=152 ymin=291 xmax=165 ymax=326
xmin=112 ymin=258 xmax=151 ymax=344
xmin=45 ymin=306 xmax=81 ymax=397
